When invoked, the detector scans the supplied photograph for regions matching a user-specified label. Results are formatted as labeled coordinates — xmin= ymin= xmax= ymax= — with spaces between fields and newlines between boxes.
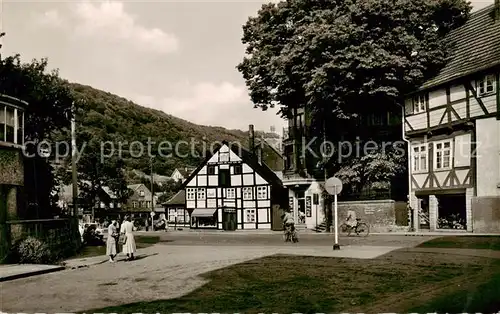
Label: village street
xmin=1 ymin=233 xmax=435 ymax=313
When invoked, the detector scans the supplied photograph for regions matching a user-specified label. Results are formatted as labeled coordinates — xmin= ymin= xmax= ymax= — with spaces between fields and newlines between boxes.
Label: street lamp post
xmin=150 ymin=157 xmax=154 ymax=230
xmin=71 ymin=102 xmax=78 ymax=217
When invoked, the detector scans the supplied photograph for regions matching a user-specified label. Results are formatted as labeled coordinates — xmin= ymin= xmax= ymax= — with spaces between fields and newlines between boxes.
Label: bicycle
xmin=284 ymin=224 xmax=299 ymax=243
xmin=339 ymin=218 xmax=370 ymax=237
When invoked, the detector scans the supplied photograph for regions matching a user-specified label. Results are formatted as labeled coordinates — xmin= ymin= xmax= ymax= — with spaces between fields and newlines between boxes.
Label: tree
xmin=334 ymin=146 xmax=406 ymax=196
xmin=158 ymin=179 xmax=183 ymax=204
xmin=72 ymin=130 xmax=131 ymax=213
xmin=0 ymin=33 xmax=76 ymax=217
xmin=237 ymin=0 xmax=471 ymax=179
xmin=238 ymin=0 xmax=470 ymax=119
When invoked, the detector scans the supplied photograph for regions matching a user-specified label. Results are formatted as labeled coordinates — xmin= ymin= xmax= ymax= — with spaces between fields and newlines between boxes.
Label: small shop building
xmin=163 ymin=190 xmax=190 ymax=228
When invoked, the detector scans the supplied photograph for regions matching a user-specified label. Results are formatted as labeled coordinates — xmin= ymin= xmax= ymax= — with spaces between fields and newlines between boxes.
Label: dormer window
xmin=477 ymin=74 xmax=496 ymax=96
xmin=139 ymin=190 xmax=145 ymax=197
xmin=412 ymin=94 xmax=426 ymax=114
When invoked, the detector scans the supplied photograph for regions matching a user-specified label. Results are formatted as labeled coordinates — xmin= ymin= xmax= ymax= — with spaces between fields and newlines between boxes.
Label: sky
xmin=0 ymin=0 xmax=495 ymax=134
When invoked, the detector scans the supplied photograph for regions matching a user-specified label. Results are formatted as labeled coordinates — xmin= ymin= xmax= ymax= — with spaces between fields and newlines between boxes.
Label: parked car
xmin=154 ymin=219 xmax=166 ymax=231
xmin=82 ymin=223 xmax=105 ymax=246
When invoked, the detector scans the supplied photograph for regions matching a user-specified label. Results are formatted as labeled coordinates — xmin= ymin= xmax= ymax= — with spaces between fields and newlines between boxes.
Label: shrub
xmin=16 ymin=237 xmax=55 ymax=264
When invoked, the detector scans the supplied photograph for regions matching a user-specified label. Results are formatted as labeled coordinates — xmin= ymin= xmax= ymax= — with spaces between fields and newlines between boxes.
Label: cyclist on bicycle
xmin=282 ymin=210 xmax=295 ymax=232
xmin=346 ymin=210 xmax=357 ymax=229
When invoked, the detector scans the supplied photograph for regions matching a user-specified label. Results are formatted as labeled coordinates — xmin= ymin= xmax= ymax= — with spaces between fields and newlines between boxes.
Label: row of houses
xmin=52 ymin=3 xmax=500 ymax=233
xmin=171 ymin=3 xmax=500 ymax=233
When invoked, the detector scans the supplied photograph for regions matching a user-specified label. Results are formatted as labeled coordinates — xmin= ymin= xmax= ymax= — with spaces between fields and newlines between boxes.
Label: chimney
xmin=257 ymin=136 xmax=263 ymax=165
xmin=249 ymin=124 xmax=255 ymax=155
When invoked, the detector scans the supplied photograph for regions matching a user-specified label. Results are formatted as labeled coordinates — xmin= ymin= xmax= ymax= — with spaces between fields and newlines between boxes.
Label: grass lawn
xmin=90 ymin=248 xmax=500 ymax=313
xmin=417 ymin=235 xmax=500 ymax=250
xmin=74 ymin=236 xmax=160 ymax=258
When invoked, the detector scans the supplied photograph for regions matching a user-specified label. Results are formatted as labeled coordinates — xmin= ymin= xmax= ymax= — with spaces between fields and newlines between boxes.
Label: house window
xmin=412 ymin=94 xmax=426 ymax=113
xmin=197 ymin=188 xmax=206 ymax=200
xmin=434 ymin=140 xmax=452 ymax=170
xmin=219 ymin=152 xmax=229 ymax=162
xmin=226 ymin=188 xmax=235 ymax=198
xmin=207 ymin=165 xmax=216 ymax=175
xmin=233 ymin=164 xmax=242 ymax=175
xmin=412 ymin=144 xmax=428 ymax=172
xmin=186 ymin=188 xmax=196 ymax=200
xmin=477 ymin=74 xmax=496 ymax=96
xmin=219 ymin=169 xmax=231 ymax=187
xmin=139 ymin=190 xmax=145 ymax=197
xmin=132 ymin=201 xmax=138 ymax=208
xmin=242 ymin=187 xmax=253 ymax=200
xmin=246 ymin=209 xmax=256 ymax=223
xmin=146 ymin=201 xmax=151 ymax=208
xmin=257 ymin=186 xmax=267 ymax=199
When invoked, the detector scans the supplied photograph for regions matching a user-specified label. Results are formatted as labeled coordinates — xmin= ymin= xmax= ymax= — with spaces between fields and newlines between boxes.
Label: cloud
xmin=35 ymin=9 xmax=64 ymax=28
xmin=129 ymin=81 xmax=285 ymax=132
xmin=36 ymin=1 xmax=179 ymax=55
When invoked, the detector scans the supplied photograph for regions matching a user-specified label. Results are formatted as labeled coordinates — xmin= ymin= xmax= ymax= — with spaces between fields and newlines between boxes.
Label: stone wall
xmin=337 ymin=200 xmax=403 ymax=232
xmin=0 ymin=148 xmax=24 ymax=186
xmin=471 ymin=196 xmax=500 ymax=233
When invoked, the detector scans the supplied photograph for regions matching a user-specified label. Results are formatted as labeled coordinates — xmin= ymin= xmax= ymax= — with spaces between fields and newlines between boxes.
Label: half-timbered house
xmin=181 ymin=137 xmax=288 ymax=231
xmin=405 ymin=3 xmax=500 ymax=232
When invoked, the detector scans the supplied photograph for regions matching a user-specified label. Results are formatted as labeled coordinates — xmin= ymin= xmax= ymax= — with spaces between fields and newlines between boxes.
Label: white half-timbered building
xmin=182 ymin=141 xmax=288 ymax=230
xmin=405 ymin=3 xmax=500 ymax=233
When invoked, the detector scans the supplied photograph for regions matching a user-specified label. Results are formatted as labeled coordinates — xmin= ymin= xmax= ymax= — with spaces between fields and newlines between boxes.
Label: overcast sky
xmin=1 ymin=0 xmax=494 ymax=133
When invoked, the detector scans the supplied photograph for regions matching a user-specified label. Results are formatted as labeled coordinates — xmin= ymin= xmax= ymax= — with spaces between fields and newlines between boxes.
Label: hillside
xmin=69 ymin=83 xmax=283 ymax=176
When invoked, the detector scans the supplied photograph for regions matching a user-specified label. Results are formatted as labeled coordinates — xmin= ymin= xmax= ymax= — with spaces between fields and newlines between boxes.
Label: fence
xmin=1 ymin=218 xmax=81 ymax=263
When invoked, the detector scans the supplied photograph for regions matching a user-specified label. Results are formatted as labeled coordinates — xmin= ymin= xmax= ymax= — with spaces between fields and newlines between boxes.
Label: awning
xmin=191 ymin=208 xmax=217 ymax=217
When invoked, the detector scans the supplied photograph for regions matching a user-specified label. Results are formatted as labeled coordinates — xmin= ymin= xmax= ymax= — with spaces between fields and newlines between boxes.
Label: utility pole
xmin=322 ymin=118 xmax=331 ymax=232
xmin=71 ymin=101 xmax=78 ymax=217
xmin=150 ymin=156 xmax=154 ymax=230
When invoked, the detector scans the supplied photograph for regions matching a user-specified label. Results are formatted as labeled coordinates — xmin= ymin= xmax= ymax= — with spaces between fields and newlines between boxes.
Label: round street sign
xmin=150 ymin=211 xmax=155 ymax=217
xmin=325 ymin=177 xmax=343 ymax=195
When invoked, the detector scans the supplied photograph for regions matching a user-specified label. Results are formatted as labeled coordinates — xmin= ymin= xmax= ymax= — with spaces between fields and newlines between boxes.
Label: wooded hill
xmin=69 ymin=83 xmax=283 ymax=177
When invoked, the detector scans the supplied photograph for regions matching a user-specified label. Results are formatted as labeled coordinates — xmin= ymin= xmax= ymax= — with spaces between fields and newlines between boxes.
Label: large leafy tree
xmin=0 ymin=33 xmax=76 ymax=217
xmin=238 ymin=0 xmax=471 ymax=191
xmin=61 ymin=128 xmax=132 ymax=213
xmin=238 ymin=0 xmax=470 ymax=120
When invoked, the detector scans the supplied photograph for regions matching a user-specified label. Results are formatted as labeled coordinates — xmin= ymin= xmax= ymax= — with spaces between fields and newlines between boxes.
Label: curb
xmin=0 ymin=265 xmax=65 ymax=282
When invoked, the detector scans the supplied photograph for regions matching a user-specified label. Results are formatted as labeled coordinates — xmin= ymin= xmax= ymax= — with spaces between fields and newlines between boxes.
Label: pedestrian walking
xmin=106 ymin=220 xmax=119 ymax=263
xmin=121 ymin=215 xmax=137 ymax=261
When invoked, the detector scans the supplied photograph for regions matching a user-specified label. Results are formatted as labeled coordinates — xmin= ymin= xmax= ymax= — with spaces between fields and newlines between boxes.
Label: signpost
xmin=150 ymin=211 xmax=155 ymax=231
xmin=324 ymin=177 xmax=343 ymax=250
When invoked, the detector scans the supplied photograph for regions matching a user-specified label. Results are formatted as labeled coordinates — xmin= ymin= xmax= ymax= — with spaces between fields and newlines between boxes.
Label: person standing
xmin=106 ymin=220 xmax=119 ymax=263
xmin=121 ymin=215 xmax=137 ymax=261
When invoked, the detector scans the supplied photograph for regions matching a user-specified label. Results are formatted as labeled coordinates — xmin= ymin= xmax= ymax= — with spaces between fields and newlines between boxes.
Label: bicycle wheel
xmin=356 ymin=223 xmax=370 ymax=237
xmin=339 ymin=223 xmax=351 ymax=236
xmin=292 ymin=231 xmax=299 ymax=243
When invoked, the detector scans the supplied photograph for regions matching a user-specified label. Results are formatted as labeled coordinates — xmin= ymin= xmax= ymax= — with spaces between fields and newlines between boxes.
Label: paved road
xmin=1 ymin=244 xmax=405 ymax=313
xmin=154 ymin=231 xmax=436 ymax=247
xmin=0 ymin=233 xmax=436 ymax=313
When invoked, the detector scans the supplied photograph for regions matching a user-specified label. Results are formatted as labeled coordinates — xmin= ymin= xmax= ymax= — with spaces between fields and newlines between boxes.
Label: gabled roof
xmin=127 ymin=183 xmax=142 ymax=191
xmin=163 ymin=190 xmax=186 ymax=206
xmin=420 ymin=4 xmax=500 ymax=90
xmin=181 ymin=141 xmax=284 ymax=189
xmin=128 ymin=183 xmax=151 ymax=194
xmin=102 ymin=186 xmax=117 ymax=199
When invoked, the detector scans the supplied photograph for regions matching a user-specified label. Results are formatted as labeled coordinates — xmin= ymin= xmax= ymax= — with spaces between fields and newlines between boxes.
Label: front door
xmin=222 ymin=208 xmax=237 ymax=231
